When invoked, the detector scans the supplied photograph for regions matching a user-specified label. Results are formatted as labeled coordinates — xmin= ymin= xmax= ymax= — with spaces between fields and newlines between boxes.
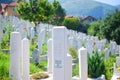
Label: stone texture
xmin=47 ymin=39 xmax=53 ymax=73
xmin=52 ymin=26 xmax=67 ymax=80
xmin=32 ymin=48 xmax=40 ymax=64
xmin=10 ymin=32 xmax=21 ymax=80
xmin=22 ymin=38 xmax=30 ymax=80
xmin=78 ymin=47 xmax=87 ymax=80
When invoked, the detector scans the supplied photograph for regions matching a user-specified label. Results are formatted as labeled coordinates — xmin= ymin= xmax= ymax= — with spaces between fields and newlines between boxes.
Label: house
xmin=80 ymin=16 xmax=97 ymax=23
xmin=0 ymin=0 xmax=19 ymax=16
xmin=65 ymin=15 xmax=74 ymax=18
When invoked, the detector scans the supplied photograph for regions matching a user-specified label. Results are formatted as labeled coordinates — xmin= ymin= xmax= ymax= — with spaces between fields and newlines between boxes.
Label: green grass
xmin=30 ymin=41 xmax=37 ymax=57
xmin=105 ymin=55 xmax=116 ymax=80
xmin=69 ymin=47 xmax=78 ymax=59
xmin=0 ymin=51 xmax=11 ymax=80
xmin=0 ymin=50 xmax=47 ymax=79
xmin=41 ymin=44 xmax=47 ymax=55
xmin=72 ymin=63 xmax=79 ymax=76
xmin=37 ymin=60 xmax=47 ymax=71
xmin=30 ymin=62 xmax=43 ymax=74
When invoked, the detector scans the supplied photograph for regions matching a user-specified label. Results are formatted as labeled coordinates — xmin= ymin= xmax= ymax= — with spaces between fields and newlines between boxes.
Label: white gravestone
xmin=73 ymin=36 xmax=77 ymax=48
xmin=77 ymin=37 xmax=82 ymax=49
xmin=38 ymin=29 xmax=45 ymax=53
xmin=65 ymin=54 xmax=72 ymax=80
xmin=10 ymin=32 xmax=21 ymax=80
xmin=52 ymin=27 xmax=67 ymax=80
xmin=47 ymin=39 xmax=53 ymax=73
xmin=78 ymin=47 xmax=87 ymax=80
xmin=22 ymin=38 xmax=30 ymax=80
xmin=105 ymin=48 xmax=110 ymax=61
xmin=30 ymin=27 xmax=34 ymax=39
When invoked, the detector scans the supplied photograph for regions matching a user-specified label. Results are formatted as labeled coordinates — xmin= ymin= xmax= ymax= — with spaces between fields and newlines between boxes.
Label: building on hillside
xmin=65 ymin=15 xmax=74 ymax=18
xmin=80 ymin=16 xmax=97 ymax=23
xmin=0 ymin=0 xmax=19 ymax=17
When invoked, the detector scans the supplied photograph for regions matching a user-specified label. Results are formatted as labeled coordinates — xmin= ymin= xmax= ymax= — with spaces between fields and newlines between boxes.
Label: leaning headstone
xmin=78 ymin=47 xmax=87 ymax=80
xmin=22 ymin=38 xmax=30 ymax=80
xmin=52 ymin=26 xmax=67 ymax=80
xmin=47 ymin=39 xmax=53 ymax=73
xmin=32 ymin=48 xmax=40 ymax=64
xmin=10 ymin=32 xmax=21 ymax=80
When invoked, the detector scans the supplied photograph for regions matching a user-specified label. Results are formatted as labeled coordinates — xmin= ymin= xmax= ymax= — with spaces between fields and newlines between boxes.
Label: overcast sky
xmin=94 ymin=0 xmax=120 ymax=6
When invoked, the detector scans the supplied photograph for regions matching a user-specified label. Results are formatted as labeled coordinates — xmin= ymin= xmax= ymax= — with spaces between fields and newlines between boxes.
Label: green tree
xmin=17 ymin=0 xmax=54 ymax=24
xmin=88 ymin=21 xmax=103 ymax=38
xmin=62 ymin=17 xmax=80 ymax=31
xmin=101 ymin=9 xmax=120 ymax=44
xmin=52 ymin=0 xmax=66 ymax=25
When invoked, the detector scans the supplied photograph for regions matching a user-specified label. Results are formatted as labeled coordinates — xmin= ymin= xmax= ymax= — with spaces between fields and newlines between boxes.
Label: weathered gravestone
xmin=32 ymin=48 xmax=40 ymax=64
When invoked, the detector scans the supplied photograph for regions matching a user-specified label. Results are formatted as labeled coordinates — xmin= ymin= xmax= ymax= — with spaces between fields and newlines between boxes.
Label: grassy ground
xmin=0 ymin=49 xmax=47 ymax=80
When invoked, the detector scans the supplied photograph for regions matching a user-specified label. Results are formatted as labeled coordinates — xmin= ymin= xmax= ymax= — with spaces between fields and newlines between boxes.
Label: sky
xmin=94 ymin=0 xmax=120 ymax=6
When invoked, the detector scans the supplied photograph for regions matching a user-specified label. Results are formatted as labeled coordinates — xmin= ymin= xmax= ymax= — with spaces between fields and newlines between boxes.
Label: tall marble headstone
xmin=10 ymin=32 xmax=21 ymax=80
xmin=22 ymin=38 xmax=30 ymax=80
xmin=52 ymin=26 xmax=67 ymax=80
xmin=47 ymin=39 xmax=53 ymax=73
xmin=65 ymin=54 xmax=72 ymax=80
xmin=78 ymin=47 xmax=87 ymax=80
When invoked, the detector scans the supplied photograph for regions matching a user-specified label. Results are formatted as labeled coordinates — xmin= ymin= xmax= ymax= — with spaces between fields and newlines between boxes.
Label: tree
xmin=52 ymin=0 xmax=66 ymax=25
xmin=17 ymin=0 xmax=54 ymax=24
xmin=62 ymin=17 xmax=80 ymax=31
xmin=101 ymin=9 xmax=120 ymax=44
xmin=88 ymin=21 xmax=103 ymax=38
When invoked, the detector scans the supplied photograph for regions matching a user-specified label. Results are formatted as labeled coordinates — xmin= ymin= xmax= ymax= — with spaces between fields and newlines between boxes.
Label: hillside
xmin=49 ymin=0 xmax=119 ymax=18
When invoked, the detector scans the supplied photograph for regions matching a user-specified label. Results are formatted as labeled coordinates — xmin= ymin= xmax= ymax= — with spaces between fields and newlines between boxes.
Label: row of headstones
xmin=0 ymin=15 xmax=53 ymax=42
xmin=36 ymin=29 xmax=120 ymax=63
xmin=68 ymin=32 xmax=120 ymax=53
xmin=9 ymin=26 xmax=88 ymax=80
xmin=10 ymin=32 xmax=29 ymax=80
xmin=1 ymin=15 xmax=120 ymax=60
xmin=34 ymin=27 xmax=120 ymax=65
xmin=0 ymin=15 xmax=33 ymax=40
xmin=67 ymin=31 xmax=120 ymax=60
xmin=1 ymin=15 xmax=119 ymax=56
xmin=47 ymin=27 xmax=88 ymax=80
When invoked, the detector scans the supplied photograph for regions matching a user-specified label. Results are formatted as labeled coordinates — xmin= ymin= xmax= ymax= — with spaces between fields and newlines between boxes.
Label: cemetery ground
xmin=0 ymin=36 xmax=119 ymax=80
xmin=0 ymin=16 xmax=120 ymax=80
